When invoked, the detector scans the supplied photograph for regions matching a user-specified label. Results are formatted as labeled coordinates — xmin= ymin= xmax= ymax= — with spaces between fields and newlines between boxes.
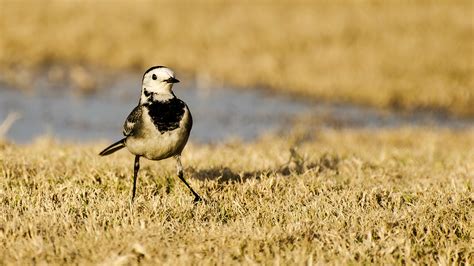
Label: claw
xmin=193 ymin=195 xmax=202 ymax=204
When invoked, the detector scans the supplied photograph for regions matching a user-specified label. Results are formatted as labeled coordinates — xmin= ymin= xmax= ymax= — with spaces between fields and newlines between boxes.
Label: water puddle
xmin=0 ymin=74 xmax=472 ymax=143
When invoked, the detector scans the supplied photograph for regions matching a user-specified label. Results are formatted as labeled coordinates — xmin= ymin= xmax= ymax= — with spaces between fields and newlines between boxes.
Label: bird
xmin=99 ymin=66 xmax=202 ymax=203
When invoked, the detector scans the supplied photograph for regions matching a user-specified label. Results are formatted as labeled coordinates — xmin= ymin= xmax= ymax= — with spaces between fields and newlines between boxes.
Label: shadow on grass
xmin=187 ymin=148 xmax=340 ymax=184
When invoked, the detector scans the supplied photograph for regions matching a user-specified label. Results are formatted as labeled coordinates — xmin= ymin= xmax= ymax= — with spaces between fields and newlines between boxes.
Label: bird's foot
xmin=193 ymin=195 xmax=203 ymax=204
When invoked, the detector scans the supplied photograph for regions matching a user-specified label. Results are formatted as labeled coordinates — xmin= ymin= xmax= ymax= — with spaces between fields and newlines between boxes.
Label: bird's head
xmin=140 ymin=66 xmax=180 ymax=103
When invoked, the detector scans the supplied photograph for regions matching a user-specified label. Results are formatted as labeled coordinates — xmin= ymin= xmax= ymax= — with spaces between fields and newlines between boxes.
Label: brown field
xmin=0 ymin=1 xmax=473 ymax=264
xmin=0 ymin=0 xmax=473 ymax=115
xmin=0 ymin=128 xmax=473 ymax=264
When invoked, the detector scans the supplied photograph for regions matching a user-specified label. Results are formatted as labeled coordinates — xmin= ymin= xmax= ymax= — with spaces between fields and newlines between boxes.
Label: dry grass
xmin=0 ymin=0 xmax=473 ymax=115
xmin=0 ymin=128 xmax=473 ymax=264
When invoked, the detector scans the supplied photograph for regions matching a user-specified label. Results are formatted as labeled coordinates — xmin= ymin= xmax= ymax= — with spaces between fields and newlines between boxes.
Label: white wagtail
xmin=99 ymin=66 xmax=202 ymax=203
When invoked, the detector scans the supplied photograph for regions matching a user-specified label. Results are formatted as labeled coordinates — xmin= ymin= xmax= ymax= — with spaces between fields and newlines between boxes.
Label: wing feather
xmin=123 ymin=106 xmax=142 ymax=136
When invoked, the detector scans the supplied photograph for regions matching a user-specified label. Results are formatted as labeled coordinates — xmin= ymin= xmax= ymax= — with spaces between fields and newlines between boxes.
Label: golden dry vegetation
xmin=0 ymin=128 xmax=473 ymax=264
xmin=0 ymin=0 xmax=473 ymax=115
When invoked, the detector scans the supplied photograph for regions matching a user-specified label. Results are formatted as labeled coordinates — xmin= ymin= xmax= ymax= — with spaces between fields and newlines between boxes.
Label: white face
xmin=141 ymin=66 xmax=180 ymax=103
xmin=143 ymin=67 xmax=178 ymax=87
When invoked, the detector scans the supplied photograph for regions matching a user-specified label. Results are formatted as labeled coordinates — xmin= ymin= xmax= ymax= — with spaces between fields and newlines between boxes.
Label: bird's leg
xmin=132 ymin=155 xmax=140 ymax=202
xmin=175 ymin=155 xmax=202 ymax=203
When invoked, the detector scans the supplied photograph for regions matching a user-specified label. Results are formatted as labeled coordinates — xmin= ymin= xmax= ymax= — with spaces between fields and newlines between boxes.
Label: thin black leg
xmin=132 ymin=155 xmax=140 ymax=202
xmin=175 ymin=155 xmax=202 ymax=203
xmin=178 ymin=170 xmax=202 ymax=203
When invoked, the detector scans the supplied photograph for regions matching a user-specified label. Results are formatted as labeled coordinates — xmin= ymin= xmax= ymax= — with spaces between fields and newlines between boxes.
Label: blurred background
xmin=0 ymin=0 xmax=472 ymax=143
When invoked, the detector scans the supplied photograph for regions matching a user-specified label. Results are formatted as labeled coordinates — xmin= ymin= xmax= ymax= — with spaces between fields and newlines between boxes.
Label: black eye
xmin=152 ymin=74 xmax=157 ymax=80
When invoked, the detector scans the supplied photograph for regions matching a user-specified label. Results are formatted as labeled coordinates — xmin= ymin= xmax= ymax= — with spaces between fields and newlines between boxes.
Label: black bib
xmin=146 ymin=98 xmax=186 ymax=133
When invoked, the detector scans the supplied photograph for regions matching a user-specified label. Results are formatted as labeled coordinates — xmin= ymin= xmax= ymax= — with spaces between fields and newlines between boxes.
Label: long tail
xmin=99 ymin=138 xmax=126 ymax=156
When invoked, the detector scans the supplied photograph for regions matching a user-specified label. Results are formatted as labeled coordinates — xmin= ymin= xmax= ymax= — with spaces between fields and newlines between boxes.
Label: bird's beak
xmin=166 ymin=77 xmax=180 ymax=83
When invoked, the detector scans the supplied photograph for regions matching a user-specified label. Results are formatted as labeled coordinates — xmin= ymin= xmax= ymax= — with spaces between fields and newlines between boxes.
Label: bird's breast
xmin=125 ymin=99 xmax=192 ymax=160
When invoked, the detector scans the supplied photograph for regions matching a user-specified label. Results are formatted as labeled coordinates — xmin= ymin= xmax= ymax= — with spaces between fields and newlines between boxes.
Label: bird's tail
xmin=99 ymin=138 xmax=126 ymax=156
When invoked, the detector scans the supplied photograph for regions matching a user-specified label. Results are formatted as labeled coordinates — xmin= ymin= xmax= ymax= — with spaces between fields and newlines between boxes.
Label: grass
xmin=0 ymin=0 xmax=473 ymax=115
xmin=0 ymin=128 xmax=472 ymax=264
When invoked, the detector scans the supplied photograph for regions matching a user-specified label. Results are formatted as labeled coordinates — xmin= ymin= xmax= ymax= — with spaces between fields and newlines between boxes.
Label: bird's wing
xmin=123 ymin=105 xmax=142 ymax=136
